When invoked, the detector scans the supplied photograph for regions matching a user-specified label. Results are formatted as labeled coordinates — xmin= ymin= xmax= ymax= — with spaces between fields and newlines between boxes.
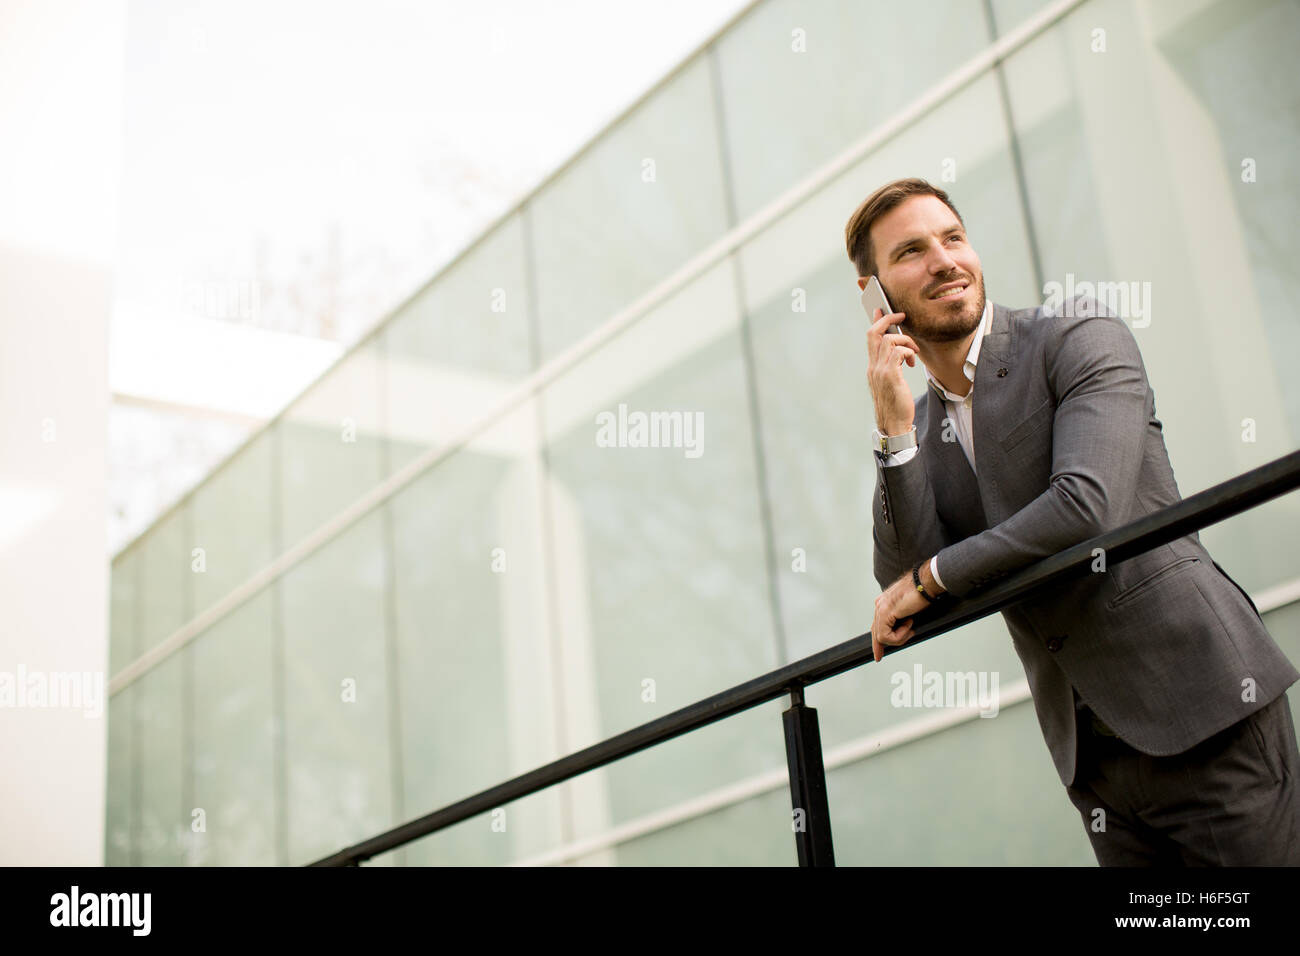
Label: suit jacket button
xmin=1046 ymin=635 xmax=1064 ymax=652
xmin=997 ymin=367 xmax=1008 ymax=377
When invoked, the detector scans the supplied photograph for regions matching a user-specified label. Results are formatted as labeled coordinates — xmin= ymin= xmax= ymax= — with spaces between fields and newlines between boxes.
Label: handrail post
xmin=783 ymin=686 xmax=835 ymax=866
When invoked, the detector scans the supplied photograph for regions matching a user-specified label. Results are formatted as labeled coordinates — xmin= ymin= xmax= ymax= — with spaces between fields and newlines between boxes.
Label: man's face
xmin=859 ymin=195 xmax=985 ymax=344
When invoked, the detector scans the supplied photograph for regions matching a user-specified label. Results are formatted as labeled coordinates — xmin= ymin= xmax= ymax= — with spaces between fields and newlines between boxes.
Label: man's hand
xmin=867 ymin=310 xmax=921 ymax=436
xmin=871 ymin=562 xmax=940 ymax=662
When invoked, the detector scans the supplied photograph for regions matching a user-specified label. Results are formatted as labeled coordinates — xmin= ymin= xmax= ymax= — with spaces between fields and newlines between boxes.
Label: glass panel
xmin=136 ymin=503 xmax=191 ymax=657
xmin=529 ymin=56 xmax=730 ymax=364
xmin=991 ymin=0 xmax=1059 ymax=36
xmin=189 ymin=590 xmax=278 ymax=866
xmin=540 ymin=258 xmax=787 ymax=834
xmin=602 ymin=767 xmax=796 ymax=866
xmin=1001 ymin=0 xmax=1300 ymax=592
xmin=277 ymin=340 xmax=386 ymax=551
xmin=1150 ymin=0 xmax=1300 ymax=439
xmin=367 ymin=789 xmax=563 ymax=867
xmin=109 ymin=548 xmax=138 ymax=678
xmin=279 ymin=509 xmax=392 ymax=865
xmin=104 ymin=689 xmax=133 ymax=866
xmin=389 ymin=399 xmax=561 ymax=865
xmin=713 ymin=0 xmax=990 ymax=222
xmin=827 ymin=693 xmax=1094 ymax=864
xmin=382 ymin=215 xmax=535 ymax=475
xmin=134 ymin=654 xmax=184 ymax=865
xmin=189 ymin=431 xmax=275 ymax=614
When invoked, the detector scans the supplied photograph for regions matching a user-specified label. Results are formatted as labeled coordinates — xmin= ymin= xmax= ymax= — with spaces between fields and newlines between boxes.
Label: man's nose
xmin=928 ymin=242 xmax=958 ymax=273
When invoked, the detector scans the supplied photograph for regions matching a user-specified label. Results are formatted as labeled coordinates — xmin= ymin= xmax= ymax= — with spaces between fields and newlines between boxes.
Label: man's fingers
xmin=872 ymin=582 xmax=916 ymax=662
xmin=868 ymin=313 xmax=907 ymax=351
xmin=884 ymin=342 xmax=917 ymax=369
xmin=868 ymin=314 xmax=911 ymax=374
xmin=881 ymin=331 xmax=921 ymax=369
xmin=870 ymin=312 xmax=906 ymax=335
xmin=867 ymin=312 xmax=893 ymax=364
xmin=871 ymin=617 xmax=914 ymax=663
xmin=883 ymin=332 xmax=920 ymax=353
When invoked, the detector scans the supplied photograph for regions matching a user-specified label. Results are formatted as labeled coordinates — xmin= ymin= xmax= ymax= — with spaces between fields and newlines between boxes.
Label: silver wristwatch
xmin=873 ymin=425 xmax=917 ymax=457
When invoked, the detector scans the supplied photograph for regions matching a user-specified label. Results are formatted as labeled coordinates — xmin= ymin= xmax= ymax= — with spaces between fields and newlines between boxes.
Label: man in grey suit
xmin=846 ymin=177 xmax=1300 ymax=865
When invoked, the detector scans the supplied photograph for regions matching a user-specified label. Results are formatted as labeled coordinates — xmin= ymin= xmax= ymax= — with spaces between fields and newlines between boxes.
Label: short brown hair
xmin=844 ymin=178 xmax=964 ymax=279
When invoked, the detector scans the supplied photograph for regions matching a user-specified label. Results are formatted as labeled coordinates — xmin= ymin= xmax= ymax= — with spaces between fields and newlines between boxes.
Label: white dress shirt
xmin=871 ymin=295 xmax=994 ymax=591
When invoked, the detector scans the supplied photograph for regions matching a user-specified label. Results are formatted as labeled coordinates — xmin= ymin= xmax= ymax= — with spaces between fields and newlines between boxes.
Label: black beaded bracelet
xmin=912 ymin=561 xmax=938 ymax=602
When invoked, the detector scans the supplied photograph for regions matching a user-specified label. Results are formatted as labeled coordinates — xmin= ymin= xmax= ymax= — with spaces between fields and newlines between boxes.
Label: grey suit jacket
xmin=871 ymin=297 xmax=1299 ymax=787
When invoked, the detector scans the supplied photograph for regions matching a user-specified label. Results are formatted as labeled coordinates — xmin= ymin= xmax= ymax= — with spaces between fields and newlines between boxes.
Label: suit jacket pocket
xmin=1106 ymin=555 xmax=1199 ymax=609
xmin=1244 ymin=707 xmax=1284 ymax=786
xmin=996 ymin=398 xmax=1054 ymax=451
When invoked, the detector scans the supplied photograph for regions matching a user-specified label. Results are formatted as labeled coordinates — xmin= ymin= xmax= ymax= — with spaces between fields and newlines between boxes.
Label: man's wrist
xmin=877 ymin=421 xmax=914 ymax=438
xmin=873 ymin=423 xmax=917 ymax=457
xmin=919 ymin=557 xmax=945 ymax=596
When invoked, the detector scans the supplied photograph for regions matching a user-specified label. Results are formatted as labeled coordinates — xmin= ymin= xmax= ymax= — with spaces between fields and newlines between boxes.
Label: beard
xmin=882 ymin=270 xmax=986 ymax=344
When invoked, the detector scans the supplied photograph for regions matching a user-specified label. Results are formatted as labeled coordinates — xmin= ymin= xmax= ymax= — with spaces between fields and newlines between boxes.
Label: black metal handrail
xmin=310 ymin=448 xmax=1300 ymax=866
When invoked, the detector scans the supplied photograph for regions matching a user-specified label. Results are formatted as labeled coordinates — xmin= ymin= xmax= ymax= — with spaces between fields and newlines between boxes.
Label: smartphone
xmin=860 ymin=275 xmax=901 ymax=335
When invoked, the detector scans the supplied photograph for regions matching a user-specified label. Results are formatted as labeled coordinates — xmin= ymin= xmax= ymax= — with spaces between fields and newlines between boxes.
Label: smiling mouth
xmin=929 ymin=282 xmax=969 ymax=300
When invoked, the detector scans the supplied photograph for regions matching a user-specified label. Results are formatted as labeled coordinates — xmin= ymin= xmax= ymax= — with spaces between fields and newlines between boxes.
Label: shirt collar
xmin=925 ymin=295 xmax=992 ymax=402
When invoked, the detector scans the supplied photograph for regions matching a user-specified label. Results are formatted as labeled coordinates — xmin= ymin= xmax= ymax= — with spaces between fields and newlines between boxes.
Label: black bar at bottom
xmin=783 ymin=694 xmax=835 ymax=866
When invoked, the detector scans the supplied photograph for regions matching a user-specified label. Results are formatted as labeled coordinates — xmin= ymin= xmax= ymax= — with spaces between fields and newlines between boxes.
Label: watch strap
xmin=874 ymin=425 xmax=917 ymax=456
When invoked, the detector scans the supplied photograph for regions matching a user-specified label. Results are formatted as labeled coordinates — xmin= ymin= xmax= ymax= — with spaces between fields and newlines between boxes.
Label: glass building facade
xmin=106 ymin=0 xmax=1300 ymax=865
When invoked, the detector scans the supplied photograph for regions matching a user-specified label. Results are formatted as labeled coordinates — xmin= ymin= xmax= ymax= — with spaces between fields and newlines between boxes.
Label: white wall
xmin=0 ymin=0 xmax=125 ymax=865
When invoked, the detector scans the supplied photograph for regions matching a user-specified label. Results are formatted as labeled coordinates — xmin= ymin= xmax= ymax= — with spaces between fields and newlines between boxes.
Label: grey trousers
xmin=1065 ymin=692 xmax=1300 ymax=866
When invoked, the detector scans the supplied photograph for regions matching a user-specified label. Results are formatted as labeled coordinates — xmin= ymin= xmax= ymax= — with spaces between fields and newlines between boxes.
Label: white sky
xmin=108 ymin=0 xmax=753 ymax=551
